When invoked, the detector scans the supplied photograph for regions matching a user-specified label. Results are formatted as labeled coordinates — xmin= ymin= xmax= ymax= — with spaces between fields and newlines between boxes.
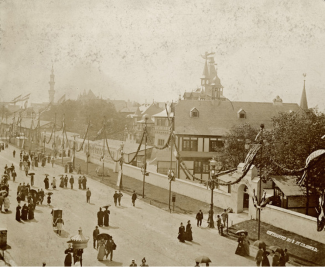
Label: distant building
xmin=174 ymin=53 xmax=308 ymax=182
xmin=77 ymin=89 xmax=98 ymax=103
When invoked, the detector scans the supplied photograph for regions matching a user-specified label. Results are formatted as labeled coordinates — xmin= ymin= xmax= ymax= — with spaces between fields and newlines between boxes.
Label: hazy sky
xmin=1 ymin=0 xmax=325 ymax=110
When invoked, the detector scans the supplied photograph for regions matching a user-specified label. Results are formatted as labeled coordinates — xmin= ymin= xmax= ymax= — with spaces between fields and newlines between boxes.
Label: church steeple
xmin=48 ymin=64 xmax=55 ymax=103
xmin=300 ymin=74 xmax=308 ymax=110
xmin=200 ymin=58 xmax=209 ymax=92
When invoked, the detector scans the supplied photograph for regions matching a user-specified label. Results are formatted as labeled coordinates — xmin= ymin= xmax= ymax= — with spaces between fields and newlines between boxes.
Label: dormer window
xmin=237 ymin=108 xmax=246 ymax=119
xmin=190 ymin=108 xmax=199 ymax=118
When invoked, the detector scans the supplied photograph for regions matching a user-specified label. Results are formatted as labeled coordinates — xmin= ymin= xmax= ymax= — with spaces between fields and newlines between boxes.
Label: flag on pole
xmin=11 ymin=95 xmax=22 ymax=103
xmin=40 ymin=103 xmax=52 ymax=114
xmin=19 ymin=94 xmax=31 ymax=102
xmin=57 ymin=94 xmax=66 ymax=104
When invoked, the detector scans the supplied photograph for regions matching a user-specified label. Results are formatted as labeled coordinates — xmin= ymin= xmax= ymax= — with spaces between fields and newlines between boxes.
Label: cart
xmin=51 ymin=208 xmax=62 ymax=231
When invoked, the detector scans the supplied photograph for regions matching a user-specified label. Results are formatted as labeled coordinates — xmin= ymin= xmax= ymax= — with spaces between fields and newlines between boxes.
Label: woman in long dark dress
xmin=103 ymin=207 xmax=110 ymax=227
xmin=235 ymin=233 xmax=245 ymax=256
xmin=177 ymin=222 xmax=185 ymax=243
xmin=28 ymin=203 xmax=34 ymax=220
xmin=60 ymin=177 xmax=64 ymax=188
xmin=21 ymin=204 xmax=29 ymax=220
xmin=97 ymin=208 xmax=104 ymax=227
xmin=44 ymin=177 xmax=49 ymax=189
xmin=261 ymin=248 xmax=270 ymax=266
xmin=185 ymin=220 xmax=193 ymax=241
xmin=16 ymin=205 xmax=21 ymax=221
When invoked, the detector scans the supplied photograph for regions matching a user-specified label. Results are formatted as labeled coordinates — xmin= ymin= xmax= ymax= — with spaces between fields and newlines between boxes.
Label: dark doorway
xmin=243 ymin=185 xmax=249 ymax=209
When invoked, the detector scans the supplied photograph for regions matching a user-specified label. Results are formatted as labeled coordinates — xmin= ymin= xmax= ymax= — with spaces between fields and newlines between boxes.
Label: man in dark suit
xmin=131 ymin=191 xmax=137 ymax=207
xmin=93 ymin=226 xmax=100 ymax=249
xmin=130 ymin=260 xmax=138 ymax=267
xmin=196 ymin=210 xmax=203 ymax=227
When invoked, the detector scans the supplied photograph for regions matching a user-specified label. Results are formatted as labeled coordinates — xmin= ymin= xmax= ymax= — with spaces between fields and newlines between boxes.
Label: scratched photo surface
xmin=0 ymin=0 xmax=325 ymax=266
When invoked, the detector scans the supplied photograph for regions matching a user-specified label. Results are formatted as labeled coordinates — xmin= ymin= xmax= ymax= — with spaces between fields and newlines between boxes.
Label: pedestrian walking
xmin=86 ymin=188 xmax=91 ymax=203
xmin=3 ymin=195 xmax=10 ymax=212
xmin=93 ymin=226 xmax=100 ymax=249
xmin=20 ymin=151 xmax=22 ymax=160
xmin=60 ymin=176 xmax=64 ymax=188
xmin=185 ymin=220 xmax=193 ymax=241
xmin=64 ymin=250 xmax=73 ymax=267
xmin=39 ymin=189 xmax=45 ymax=205
xmin=64 ymin=175 xmax=68 ymax=188
xmin=52 ymin=177 xmax=57 ymax=189
xmin=255 ymin=244 xmax=264 ymax=266
xmin=16 ymin=204 xmax=21 ymax=222
xmin=47 ymin=194 xmax=52 ymax=206
xmin=140 ymin=258 xmax=148 ymax=267
xmin=117 ymin=190 xmax=123 ymax=206
xmin=130 ymin=259 xmax=137 ymax=266
xmin=31 ymin=159 xmax=35 ymax=170
xmin=103 ymin=206 xmax=110 ymax=226
xmin=0 ymin=194 xmax=4 ymax=212
xmin=97 ymin=238 xmax=106 ymax=261
xmin=51 ymin=156 xmax=55 ymax=167
xmin=216 ymin=215 xmax=222 ymax=235
xmin=30 ymin=174 xmax=35 ymax=186
xmin=177 ymin=222 xmax=185 ymax=243
xmin=19 ymin=160 xmax=23 ymax=170
xmin=97 ymin=207 xmax=104 ymax=226
xmin=78 ymin=176 xmax=82 ymax=189
xmin=221 ymin=209 xmax=228 ymax=229
xmin=196 ymin=210 xmax=203 ymax=227
xmin=131 ymin=191 xmax=137 ymax=207
xmin=105 ymin=236 xmax=115 ymax=261
xmin=28 ymin=202 xmax=34 ymax=220
xmin=13 ymin=150 xmax=16 ymax=158
xmin=55 ymin=215 xmax=64 ymax=235
xmin=69 ymin=176 xmax=74 ymax=189
xmin=24 ymin=165 xmax=29 ymax=177
xmin=261 ymin=247 xmax=270 ymax=266
xmin=284 ymin=249 xmax=289 ymax=265
xmin=82 ymin=176 xmax=87 ymax=190
xmin=74 ymin=249 xmax=83 ymax=266
xmin=12 ymin=170 xmax=17 ymax=182
xmin=113 ymin=191 xmax=118 ymax=206
xmin=21 ymin=203 xmax=28 ymax=220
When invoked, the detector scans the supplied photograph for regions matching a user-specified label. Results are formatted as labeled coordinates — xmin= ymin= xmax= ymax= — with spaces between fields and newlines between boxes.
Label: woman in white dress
xmin=52 ymin=177 xmax=56 ymax=189
xmin=3 ymin=195 xmax=10 ymax=212
xmin=55 ymin=215 xmax=64 ymax=235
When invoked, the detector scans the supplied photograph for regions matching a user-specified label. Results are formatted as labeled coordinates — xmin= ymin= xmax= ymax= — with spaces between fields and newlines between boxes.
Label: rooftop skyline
xmin=1 ymin=0 xmax=325 ymax=110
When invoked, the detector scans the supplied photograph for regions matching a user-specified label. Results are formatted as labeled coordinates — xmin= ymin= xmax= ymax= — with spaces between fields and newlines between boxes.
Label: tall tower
xmin=48 ymin=65 xmax=55 ymax=103
xmin=300 ymin=73 xmax=308 ymax=110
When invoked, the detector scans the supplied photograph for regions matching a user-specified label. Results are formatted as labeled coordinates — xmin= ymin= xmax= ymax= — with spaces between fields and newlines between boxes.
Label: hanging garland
xmin=75 ymin=123 xmax=90 ymax=152
xmin=146 ymin=129 xmax=172 ymax=150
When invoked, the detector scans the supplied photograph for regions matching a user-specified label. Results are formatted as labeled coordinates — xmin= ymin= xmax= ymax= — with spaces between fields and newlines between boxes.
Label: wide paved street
xmin=0 ymin=145 xmax=254 ymax=266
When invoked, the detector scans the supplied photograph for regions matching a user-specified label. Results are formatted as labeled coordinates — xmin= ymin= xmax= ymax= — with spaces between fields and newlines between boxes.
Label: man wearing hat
xmin=140 ymin=258 xmax=148 ymax=266
xmin=129 ymin=259 xmax=137 ymax=266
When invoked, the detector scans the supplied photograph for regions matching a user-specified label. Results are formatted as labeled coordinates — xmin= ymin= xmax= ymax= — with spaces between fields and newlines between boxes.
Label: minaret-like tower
xmin=300 ymin=73 xmax=308 ymax=110
xmin=48 ymin=65 xmax=55 ymax=103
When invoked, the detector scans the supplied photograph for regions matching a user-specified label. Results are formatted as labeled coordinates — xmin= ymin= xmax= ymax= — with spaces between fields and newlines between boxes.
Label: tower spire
xmin=48 ymin=64 xmax=55 ymax=103
xmin=300 ymin=73 xmax=308 ymax=110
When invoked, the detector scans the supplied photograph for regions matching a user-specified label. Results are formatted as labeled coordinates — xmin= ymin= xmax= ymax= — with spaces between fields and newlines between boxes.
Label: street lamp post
xmin=208 ymin=157 xmax=218 ymax=228
xmin=119 ymin=142 xmax=124 ymax=191
xmin=142 ymin=114 xmax=149 ymax=198
xmin=168 ymin=170 xmax=175 ymax=212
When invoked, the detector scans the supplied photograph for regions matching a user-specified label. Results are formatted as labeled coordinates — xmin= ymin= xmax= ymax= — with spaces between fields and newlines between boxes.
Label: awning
xmin=270 ymin=175 xmax=305 ymax=197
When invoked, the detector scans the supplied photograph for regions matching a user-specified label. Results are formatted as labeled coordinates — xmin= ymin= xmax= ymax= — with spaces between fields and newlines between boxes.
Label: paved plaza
xmin=0 ymin=145 xmax=255 ymax=266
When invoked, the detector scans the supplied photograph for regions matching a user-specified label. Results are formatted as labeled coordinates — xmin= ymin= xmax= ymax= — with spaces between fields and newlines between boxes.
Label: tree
xmin=41 ymin=99 xmax=127 ymax=140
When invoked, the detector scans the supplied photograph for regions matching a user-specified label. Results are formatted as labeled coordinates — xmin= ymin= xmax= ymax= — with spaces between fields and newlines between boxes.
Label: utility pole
xmin=102 ymin=116 xmax=106 ymax=180
xmin=142 ymin=115 xmax=148 ymax=198
xmin=61 ymin=114 xmax=65 ymax=166
xmin=87 ymin=116 xmax=90 ymax=175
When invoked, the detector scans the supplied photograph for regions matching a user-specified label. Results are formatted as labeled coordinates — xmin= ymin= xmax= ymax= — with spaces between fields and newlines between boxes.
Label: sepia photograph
xmin=0 ymin=0 xmax=325 ymax=266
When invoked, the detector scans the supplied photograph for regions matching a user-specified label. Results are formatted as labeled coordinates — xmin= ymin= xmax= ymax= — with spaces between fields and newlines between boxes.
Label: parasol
xmin=195 ymin=256 xmax=211 ymax=264
xmin=46 ymin=192 xmax=53 ymax=195
xmin=253 ymin=240 xmax=266 ymax=249
xmin=44 ymin=174 xmax=49 ymax=177
xmin=102 ymin=205 xmax=111 ymax=209
xmin=235 ymin=230 xmax=248 ymax=235
xmin=269 ymin=246 xmax=284 ymax=254
xmin=28 ymin=172 xmax=35 ymax=176
xmin=67 ymin=227 xmax=89 ymax=249
xmin=30 ymin=189 xmax=38 ymax=196
xmin=0 ymin=190 xmax=7 ymax=194
xmin=96 ymin=233 xmax=112 ymax=241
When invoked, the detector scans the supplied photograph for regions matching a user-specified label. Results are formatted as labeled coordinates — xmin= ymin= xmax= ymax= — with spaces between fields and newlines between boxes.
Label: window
xmin=194 ymin=161 xmax=210 ymax=174
xmin=158 ymin=139 xmax=164 ymax=146
xmin=190 ymin=108 xmax=199 ymax=118
xmin=209 ymin=138 xmax=224 ymax=151
xmin=237 ymin=109 xmax=246 ymax=119
xmin=182 ymin=137 xmax=198 ymax=151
